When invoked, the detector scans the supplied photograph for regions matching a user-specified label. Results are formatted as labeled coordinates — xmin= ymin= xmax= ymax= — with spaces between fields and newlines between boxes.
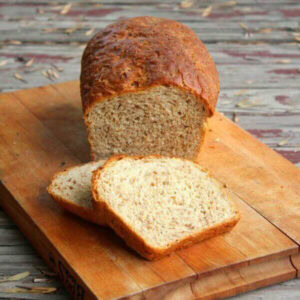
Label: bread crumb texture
xmin=96 ymin=156 xmax=237 ymax=249
xmin=86 ymin=86 xmax=205 ymax=160
xmin=50 ymin=160 xmax=104 ymax=208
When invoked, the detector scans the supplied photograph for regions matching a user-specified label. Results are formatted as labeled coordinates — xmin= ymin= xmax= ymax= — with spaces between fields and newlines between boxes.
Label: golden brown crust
xmin=47 ymin=162 xmax=106 ymax=226
xmin=92 ymin=155 xmax=240 ymax=260
xmin=80 ymin=16 xmax=219 ymax=118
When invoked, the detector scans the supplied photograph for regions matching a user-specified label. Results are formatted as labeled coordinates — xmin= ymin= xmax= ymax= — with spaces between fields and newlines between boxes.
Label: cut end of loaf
xmin=85 ymin=86 xmax=207 ymax=161
xmin=92 ymin=155 xmax=240 ymax=259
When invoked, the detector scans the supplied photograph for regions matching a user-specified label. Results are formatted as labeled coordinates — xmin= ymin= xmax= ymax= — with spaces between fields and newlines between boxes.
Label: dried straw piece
xmin=25 ymin=58 xmax=34 ymax=67
xmin=202 ymin=6 xmax=212 ymax=17
xmin=199 ymin=1 xmax=236 ymax=17
xmin=43 ymin=28 xmax=58 ymax=33
xmin=277 ymin=139 xmax=289 ymax=146
xmin=48 ymin=68 xmax=59 ymax=79
xmin=0 ymin=60 xmax=8 ymax=67
xmin=85 ymin=27 xmax=95 ymax=36
xmin=258 ymin=28 xmax=272 ymax=34
xmin=278 ymin=59 xmax=291 ymax=64
xmin=219 ymin=1 xmax=236 ymax=7
xmin=6 ymin=286 xmax=57 ymax=294
xmin=51 ymin=64 xmax=63 ymax=72
xmin=235 ymin=98 xmax=265 ymax=108
xmin=60 ymin=3 xmax=72 ymax=15
xmin=41 ymin=70 xmax=51 ymax=80
xmin=0 ymin=271 xmax=30 ymax=283
xmin=33 ymin=278 xmax=51 ymax=283
xmin=240 ymin=23 xmax=252 ymax=38
xmin=64 ymin=24 xmax=82 ymax=35
xmin=180 ymin=0 xmax=194 ymax=8
xmin=7 ymin=40 xmax=22 ymax=45
xmin=14 ymin=73 xmax=27 ymax=83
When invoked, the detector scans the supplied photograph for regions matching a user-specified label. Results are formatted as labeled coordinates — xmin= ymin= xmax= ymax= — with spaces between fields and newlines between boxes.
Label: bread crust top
xmin=80 ymin=16 xmax=219 ymax=116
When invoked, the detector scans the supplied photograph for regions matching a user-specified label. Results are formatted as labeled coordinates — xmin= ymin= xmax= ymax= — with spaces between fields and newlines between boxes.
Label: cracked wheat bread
xmin=81 ymin=16 xmax=219 ymax=161
xmin=92 ymin=155 xmax=240 ymax=260
xmin=48 ymin=160 xmax=105 ymax=225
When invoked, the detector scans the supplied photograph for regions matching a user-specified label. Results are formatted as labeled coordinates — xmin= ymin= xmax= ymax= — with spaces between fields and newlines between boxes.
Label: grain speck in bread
xmin=48 ymin=160 xmax=105 ymax=225
xmin=92 ymin=155 xmax=240 ymax=260
xmin=81 ymin=16 xmax=219 ymax=160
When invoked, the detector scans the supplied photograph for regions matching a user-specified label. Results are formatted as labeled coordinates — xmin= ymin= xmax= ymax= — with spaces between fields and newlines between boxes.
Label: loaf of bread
xmin=92 ymin=155 xmax=240 ymax=260
xmin=81 ymin=16 xmax=219 ymax=161
xmin=47 ymin=160 xmax=106 ymax=225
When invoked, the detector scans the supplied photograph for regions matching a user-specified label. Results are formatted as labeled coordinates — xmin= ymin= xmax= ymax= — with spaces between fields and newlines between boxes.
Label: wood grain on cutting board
xmin=0 ymin=81 xmax=299 ymax=300
xmin=128 ymin=257 xmax=296 ymax=300
xmin=198 ymin=113 xmax=300 ymax=245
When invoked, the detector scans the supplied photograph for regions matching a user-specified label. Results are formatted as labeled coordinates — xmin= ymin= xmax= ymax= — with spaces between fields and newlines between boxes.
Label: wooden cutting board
xmin=0 ymin=81 xmax=299 ymax=300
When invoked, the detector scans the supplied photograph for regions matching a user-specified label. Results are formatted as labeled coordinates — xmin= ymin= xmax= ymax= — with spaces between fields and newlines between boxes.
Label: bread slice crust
xmin=92 ymin=155 xmax=240 ymax=260
xmin=48 ymin=161 xmax=106 ymax=226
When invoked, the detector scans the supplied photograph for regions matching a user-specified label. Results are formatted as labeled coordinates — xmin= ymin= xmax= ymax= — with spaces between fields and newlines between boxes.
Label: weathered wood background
xmin=0 ymin=0 xmax=299 ymax=299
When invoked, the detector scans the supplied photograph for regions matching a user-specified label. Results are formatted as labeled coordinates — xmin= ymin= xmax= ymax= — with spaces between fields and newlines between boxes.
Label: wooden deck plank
xmin=0 ymin=22 xmax=298 ymax=44
xmin=1 ymin=43 xmax=299 ymax=65
xmin=0 ymin=1 xmax=299 ymax=23
xmin=1 ymin=63 xmax=300 ymax=91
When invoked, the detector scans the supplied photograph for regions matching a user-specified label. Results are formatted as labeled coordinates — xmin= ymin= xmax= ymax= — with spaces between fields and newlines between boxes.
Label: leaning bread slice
xmin=92 ymin=155 xmax=240 ymax=260
xmin=48 ymin=160 xmax=105 ymax=225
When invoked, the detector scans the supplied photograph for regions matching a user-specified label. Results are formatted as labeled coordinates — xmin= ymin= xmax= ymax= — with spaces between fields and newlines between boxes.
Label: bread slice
xmin=81 ymin=17 xmax=219 ymax=161
xmin=48 ymin=160 xmax=105 ymax=225
xmin=92 ymin=155 xmax=240 ymax=260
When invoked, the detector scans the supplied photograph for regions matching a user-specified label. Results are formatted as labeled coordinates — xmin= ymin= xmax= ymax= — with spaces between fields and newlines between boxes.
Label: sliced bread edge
xmin=48 ymin=160 xmax=106 ymax=226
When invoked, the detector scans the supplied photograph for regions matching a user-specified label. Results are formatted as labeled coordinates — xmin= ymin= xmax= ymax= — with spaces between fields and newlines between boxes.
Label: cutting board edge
xmin=118 ymin=256 xmax=297 ymax=299
xmin=291 ymin=253 xmax=300 ymax=277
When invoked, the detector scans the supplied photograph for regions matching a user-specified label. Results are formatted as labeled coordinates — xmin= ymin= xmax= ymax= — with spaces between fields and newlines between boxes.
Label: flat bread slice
xmin=92 ymin=155 xmax=240 ymax=260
